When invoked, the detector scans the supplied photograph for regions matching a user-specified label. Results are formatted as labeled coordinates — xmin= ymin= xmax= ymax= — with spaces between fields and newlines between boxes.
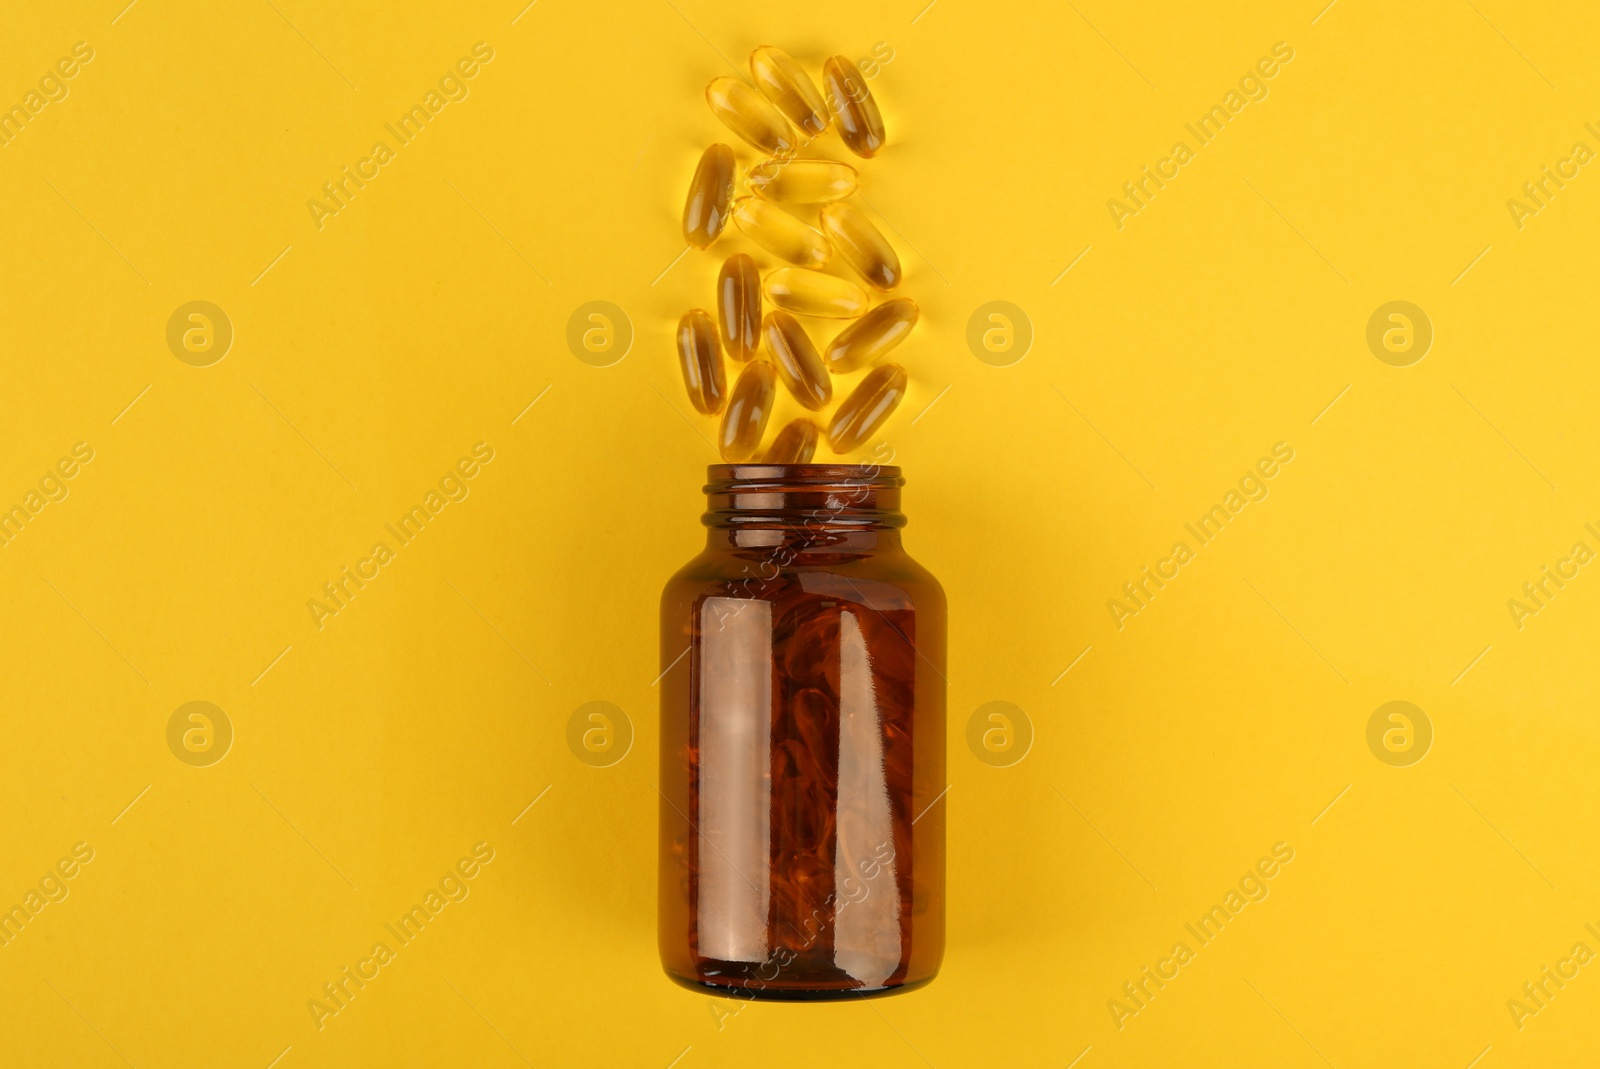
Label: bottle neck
xmin=702 ymin=463 xmax=905 ymax=556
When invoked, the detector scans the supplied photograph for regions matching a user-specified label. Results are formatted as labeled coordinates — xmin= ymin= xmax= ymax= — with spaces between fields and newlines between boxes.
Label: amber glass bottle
xmin=659 ymin=463 xmax=946 ymax=1000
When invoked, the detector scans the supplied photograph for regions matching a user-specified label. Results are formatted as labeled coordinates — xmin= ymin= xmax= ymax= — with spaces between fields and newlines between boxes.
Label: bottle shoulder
xmin=663 ymin=543 xmax=945 ymax=614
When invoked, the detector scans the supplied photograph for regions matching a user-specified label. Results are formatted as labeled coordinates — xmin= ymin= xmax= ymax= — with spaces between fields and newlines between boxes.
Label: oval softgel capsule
xmin=824 ymin=298 xmax=918 ymax=373
xmin=676 ymin=309 xmax=726 ymax=415
xmin=762 ymin=310 xmax=832 ymax=411
xmin=749 ymin=159 xmax=858 ymax=204
xmin=750 ymin=46 xmax=829 ymax=137
xmin=717 ymin=254 xmax=762 ymax=363
xmin=828 ymin=363 xmax=907 ymax=454
xmin=763 ymin=417 xmax=820 ymax=463
xmin=706 ymin=77 xmax=795 ymax=155
xmin=732 ymin=197 xmax=830 ymax=268
xmin=820 ymin=202 xmax=900 ymax=290
xmin=719 ymin=361 xmax=778 ymax=461
xmin=822 ymin=56 xmax=885 ymax=158
xmin=763 ymin=268 xmax=868 ymax=319
xmin=682 ymin=144 xmax=735 ymax=249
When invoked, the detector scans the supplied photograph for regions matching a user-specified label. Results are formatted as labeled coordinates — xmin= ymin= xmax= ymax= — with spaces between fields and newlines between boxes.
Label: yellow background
xmin=2 ymin=0 xmax=1598 ymax=1065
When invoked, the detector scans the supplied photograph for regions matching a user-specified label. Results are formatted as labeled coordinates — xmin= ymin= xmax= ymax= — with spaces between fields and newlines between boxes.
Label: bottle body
xmin=659 ymin=464 xmax=945 ymax=999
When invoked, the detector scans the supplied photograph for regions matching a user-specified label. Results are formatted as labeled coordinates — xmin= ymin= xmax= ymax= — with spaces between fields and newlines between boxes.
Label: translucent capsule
xmin=750 ymin=46 xmax=829 ymax=137
xmin=676 ymin=309 xmax=726 ymax=415
xmin=763 ymin=418 xmax=820 ymax=464
xmin=732 ymin=197 xmax=830 ymax=268
xmin=828 ymin=364 xmax=907 ymax=455
xmin=762 ymin=311 xmax=832 ymax=411
xmin=822 ymin=56 xmax=885 ymax=159
xmin=720 ymin=361 xmax=777 ymax=462
xmin=820 ymin=202 xmax=901 ymax=290
xmin=823 ymin=298 xmax=918 ymax=373
xmin=748 ymin=159 xmax=858 ymax=204
xmin=764 ymin=268 xmax=868 ymax=318
xmin=706 ymin=77 xmax=795 ymax=156
xmin=683 ymin=144 xmax=735 ymax=249
xmin=717 ymin=253 xmax=761 ymax=362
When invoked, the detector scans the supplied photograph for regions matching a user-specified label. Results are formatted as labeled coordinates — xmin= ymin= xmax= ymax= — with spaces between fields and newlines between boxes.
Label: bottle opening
xmin=704 ymin=464 xmax=905 ymax=530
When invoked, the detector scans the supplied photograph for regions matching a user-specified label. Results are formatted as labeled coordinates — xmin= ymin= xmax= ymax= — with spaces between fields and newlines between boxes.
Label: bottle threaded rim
xmin=703 ymin=464 xmax=905 ymax=530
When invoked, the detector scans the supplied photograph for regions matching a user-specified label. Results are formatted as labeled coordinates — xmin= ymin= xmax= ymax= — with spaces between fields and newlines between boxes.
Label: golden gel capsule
xmin=822 ymin=56 xmax=885 ymax=158
xmin=762 ymin=310 xmax=832 ymax=411
xmin=748 ymin=159 xmax=858 ymax=203
xmin=732 ymin=197 xmax=830 ymax=268
xmin=764 ymin=268 xmax=868 ymax=318
xmin=706 ymin=77 xmax=795 ymax=156
xmin=763 ymin=418 xmax=820 ymax=463
xmin=676 ymin=309 xmax=726 ymax=415
xmin=682 ymin=144 xmax=735 ymax=249
xmin=828 ymin=363 xmax=907 ymax=454
xmin=749 ymin=47 xmax=829 ymax=137
xmin=720 ymin=361 xmax=777 ymax=462
xmin=820 ymin=201 xmax=901 ymax=290
xmin=717 ymin=253 xmax=761 ymax=362
xmin=823 ymin=297 xmax=918 ymax=373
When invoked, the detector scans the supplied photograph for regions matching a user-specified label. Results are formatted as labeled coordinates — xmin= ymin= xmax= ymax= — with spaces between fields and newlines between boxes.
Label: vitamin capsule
xmin=763 ymin=418 xmax=820 ymax=464
xmin=762 ymin=310 xmax=832 ymax=411
xmin=706 ymin=77 xmax=795 ymax=156
xmin=820 ymin=202 xmax=901 ymax=290
xmin=732 ymin=197 xmax=830 ymax=268
xmin=682 ymin=143 xmax=735 ymax=249
xmin=717 ymin=253 xmax=761 ymax=362
xmin=822 ymin=56 xmax=885 ymax=158
xmin=749 ymin=47 xmax=829 ymax=137
xmin=764 ymin=268 xmax=868 ymax=318
xmin=828 ymin=364 xmax=907 ymax=454
xmin=676 ymin=309 xmax=726 ymax=415
xmin=748 ymin=159 xmax=858 ymax=203
xmin=823 ymin=297 xmax=918 ymax=373
xmin=719 ymin=361 xmax=777 ymax=462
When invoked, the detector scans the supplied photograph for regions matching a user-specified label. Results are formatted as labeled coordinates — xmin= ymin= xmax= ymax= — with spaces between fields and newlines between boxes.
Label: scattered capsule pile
xmin=677 ymin=46 xmax=913 ymax=464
